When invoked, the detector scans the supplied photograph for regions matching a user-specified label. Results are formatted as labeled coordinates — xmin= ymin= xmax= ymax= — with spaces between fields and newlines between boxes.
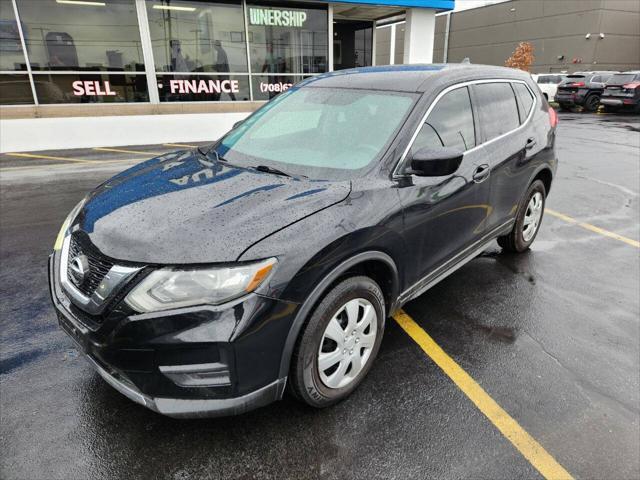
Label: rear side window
xmin=410 ymin=86 xmax=476 ymax=154
xmin=474 ymin=82 xmax=520 ymax=142
xmin=512 ymin=82 xmax=535 ymax=123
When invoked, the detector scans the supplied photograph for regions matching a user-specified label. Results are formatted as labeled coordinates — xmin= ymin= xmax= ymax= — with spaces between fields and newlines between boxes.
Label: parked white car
xmin=532 ymin=73 xmax=567 ymax=102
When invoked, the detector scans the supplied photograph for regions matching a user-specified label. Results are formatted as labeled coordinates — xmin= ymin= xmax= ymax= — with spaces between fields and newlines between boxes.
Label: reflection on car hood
xmin=76 ymin=149 xmax=351 ymax=264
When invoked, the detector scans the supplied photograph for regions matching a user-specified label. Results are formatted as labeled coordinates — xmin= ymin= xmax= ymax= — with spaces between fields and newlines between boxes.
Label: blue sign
xmin=325 ymin=0 xmax=454 ymax=9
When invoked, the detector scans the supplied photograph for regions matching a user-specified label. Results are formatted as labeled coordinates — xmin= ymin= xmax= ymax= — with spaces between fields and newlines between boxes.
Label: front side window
xmin=218 ymin=87 xmax=416 ymax=180
xmin=474 ymin=82 xmax=520 ymax=142
xmin=409 ymin=86 xmax=476 ymax=155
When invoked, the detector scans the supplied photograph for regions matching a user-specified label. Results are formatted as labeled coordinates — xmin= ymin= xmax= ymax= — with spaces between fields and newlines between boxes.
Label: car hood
xmin=76 ymin=149 xmax=351 ymax=264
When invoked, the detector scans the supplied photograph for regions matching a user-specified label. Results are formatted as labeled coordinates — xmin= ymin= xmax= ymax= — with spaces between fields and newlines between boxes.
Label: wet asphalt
xmin=1 ymin=113 xmax=639 ymax=480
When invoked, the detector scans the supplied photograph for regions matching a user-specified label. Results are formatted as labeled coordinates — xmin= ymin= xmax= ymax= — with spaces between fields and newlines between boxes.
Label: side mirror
xmin=409 ymin=147 xmax=464 ymax=176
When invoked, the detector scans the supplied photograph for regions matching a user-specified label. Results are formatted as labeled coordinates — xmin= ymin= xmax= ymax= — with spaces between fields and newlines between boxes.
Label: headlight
xmin=53 ymin=197 xmax=86 ymax=251
xmin=125 ymin=258 xmax=277 ymax=313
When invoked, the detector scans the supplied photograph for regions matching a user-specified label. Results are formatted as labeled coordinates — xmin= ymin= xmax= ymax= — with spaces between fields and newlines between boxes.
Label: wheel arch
xmin=278 ymin=250 xmax=399 ymax=380
xmin=531 ymin=166 xmax=553 ymax=195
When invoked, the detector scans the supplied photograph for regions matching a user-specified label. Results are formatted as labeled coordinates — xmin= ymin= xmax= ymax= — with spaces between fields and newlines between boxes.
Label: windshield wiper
xmin=252 ymin=165 xmax=307 ymax=179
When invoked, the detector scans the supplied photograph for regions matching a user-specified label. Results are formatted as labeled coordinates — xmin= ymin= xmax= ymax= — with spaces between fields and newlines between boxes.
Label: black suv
xmin=600 ymin=71 xmax=640 ymax=113
xmin=555 ymin=71 xmax=617 ymax=112
xmin=49 ymin=64 xmax=558 ymax=418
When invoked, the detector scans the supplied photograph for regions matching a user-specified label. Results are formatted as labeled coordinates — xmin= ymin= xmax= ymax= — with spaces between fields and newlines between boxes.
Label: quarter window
xmin=409 ymin=86 xmax=476 ymax=155
xmin=474 ymin=82 xmax=520 ymax=142
xmin=512 ymin=82 xmax=534 ymax=124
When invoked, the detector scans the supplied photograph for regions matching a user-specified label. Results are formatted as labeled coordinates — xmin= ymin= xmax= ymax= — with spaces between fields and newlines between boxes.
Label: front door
xmin=397 ymin=86 xmax=492 ymax=286
xmin=333 ymin=20 xmax=373 ymax=70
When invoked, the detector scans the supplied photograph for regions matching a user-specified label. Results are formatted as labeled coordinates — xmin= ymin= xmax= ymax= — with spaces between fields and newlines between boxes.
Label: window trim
xmin=393 ymin=78 xmax=537 ymax=178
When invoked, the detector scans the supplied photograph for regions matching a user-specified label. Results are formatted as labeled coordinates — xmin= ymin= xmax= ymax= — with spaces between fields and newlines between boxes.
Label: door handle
xmin=472 ymin=164 xmax=490 ymax=183
xmin=525 ymin=137 xmax=537 ymax=150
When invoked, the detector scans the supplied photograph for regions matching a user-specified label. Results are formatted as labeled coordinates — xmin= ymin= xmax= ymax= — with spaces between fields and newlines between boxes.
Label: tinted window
xmin=475 ymin=82 xmax=520 ymax=142
xmin=513 ymin=83 xmax=534 ymax=123
xmin=410 ymin=86 xmax=476 ymax=154
xmin=561 ymin=75 xmax=584 ymax=85
xmin=607 ymin=73 xmax=639 ymax=85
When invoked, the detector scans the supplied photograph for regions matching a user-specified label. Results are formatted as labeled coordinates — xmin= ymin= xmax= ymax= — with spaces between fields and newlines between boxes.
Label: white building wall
xmin=0 ymin=112 xmax=249 ymax=152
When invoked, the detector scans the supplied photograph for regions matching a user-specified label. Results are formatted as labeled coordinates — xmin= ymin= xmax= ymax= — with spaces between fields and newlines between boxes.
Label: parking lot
xmin=1 ymin=112 xmax=638 ymax=479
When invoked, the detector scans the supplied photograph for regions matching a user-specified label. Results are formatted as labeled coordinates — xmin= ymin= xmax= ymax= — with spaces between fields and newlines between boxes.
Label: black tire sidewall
xmin=513 ymin=180 xmax=546 ymax=251
xmin=294 ymin=276 xmax=385 ymax=407
xmin=584 ymin=94 xmax=600 ymax=112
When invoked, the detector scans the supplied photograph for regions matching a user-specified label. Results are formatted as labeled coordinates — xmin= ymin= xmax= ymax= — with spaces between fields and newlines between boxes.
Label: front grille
xmin=67 ymin=234 xmax=114 ymax=297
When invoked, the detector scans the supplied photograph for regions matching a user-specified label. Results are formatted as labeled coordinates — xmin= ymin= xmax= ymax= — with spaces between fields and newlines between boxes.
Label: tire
xmin=498 ymin=180 xmax=546 ymax=253
xmin=288 ymin=276 xmax=385 ymax=408
xmin=583 ymin=94 xmax=600 ymax=112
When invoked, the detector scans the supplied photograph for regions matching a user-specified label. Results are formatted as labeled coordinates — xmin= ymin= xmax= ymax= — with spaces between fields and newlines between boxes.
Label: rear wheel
xmin=583 ymin=94 xmax=600 ymax=112
xmin=498 ymin=180 xmax=546 ymax=253
xmin=289 ymin=276 xmax=385 ymax=408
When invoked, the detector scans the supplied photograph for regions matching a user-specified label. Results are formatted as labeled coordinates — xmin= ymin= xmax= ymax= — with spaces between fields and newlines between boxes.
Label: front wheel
xmin=288 ymin=276 xmax=385 ymax=408
xmin=498 ymin=180 xmax=546 ymax=253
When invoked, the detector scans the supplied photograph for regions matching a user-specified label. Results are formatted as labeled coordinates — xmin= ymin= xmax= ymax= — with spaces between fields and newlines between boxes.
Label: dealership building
xmin=2 ymin=0 xmax=638 ymax=153
xmin=0 ymin=0 xmax=453 ymax=152
xmin=375 ymin=0 xmax=640 ymax=73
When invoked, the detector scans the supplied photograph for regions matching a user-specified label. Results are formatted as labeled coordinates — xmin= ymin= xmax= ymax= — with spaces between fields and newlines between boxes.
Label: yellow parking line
xmin=0 ymin=158 xmax=138 ymax=173
xmin=546 ymin=208 xmax=639 ymax=248
xmin=2 ymin=152 xmax=92 ymax=164
xmin=93 ymin=147 xmax=161 ymax=156
xmin=164 ymin=143 xmax=198 ymax=148
xmin=393 ymin=310 xmax=574 ymax=480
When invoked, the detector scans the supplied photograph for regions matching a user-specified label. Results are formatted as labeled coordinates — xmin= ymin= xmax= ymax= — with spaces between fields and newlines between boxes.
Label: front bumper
xmin=49 ymin=250 xmax=298 ymax=418
xmin=87 ymin=353 xmax=286 ymax=418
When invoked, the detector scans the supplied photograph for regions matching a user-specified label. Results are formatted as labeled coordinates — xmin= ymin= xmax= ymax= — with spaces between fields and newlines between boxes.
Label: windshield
xmin=216 ymin=87 xmax=416 ymax=180
xmin=607 ymin=73 xmax=639 ymax=85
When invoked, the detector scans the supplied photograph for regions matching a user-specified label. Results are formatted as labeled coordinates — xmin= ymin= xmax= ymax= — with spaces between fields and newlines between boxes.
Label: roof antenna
xmin=461 ymin=57 xmax=471 ymax=64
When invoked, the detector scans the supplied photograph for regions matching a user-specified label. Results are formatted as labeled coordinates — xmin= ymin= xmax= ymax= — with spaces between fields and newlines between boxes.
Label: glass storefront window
xmin=0 ymin=0 xmax=27 ymax=71
xmin=16 ymin=0 xmax=143 ymax=72
xmin=32 ymin=72 xmax=149 ymax=103
xmin=156 ymin=73 xmax=249 ymax=101
xmin=147 ymin=0 xmax=247 ymax=74
xmin=247 ymin=1 xmax=327 ymax=74
xmin=0 ymin=73 xmax=33 ymax=103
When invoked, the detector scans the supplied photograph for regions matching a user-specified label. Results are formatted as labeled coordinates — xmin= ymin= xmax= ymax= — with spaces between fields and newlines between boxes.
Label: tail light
xmin=548 ymin=107 xmax=558 ymax=128
xmin=623 ymin=82 xmax=640 ymax=89
xmin=569 ymin=82 xmax=585 ymax=87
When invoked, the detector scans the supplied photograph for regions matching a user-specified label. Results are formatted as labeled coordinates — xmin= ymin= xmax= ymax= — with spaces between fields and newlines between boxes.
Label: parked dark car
xmin=600 ymin=71 xmax=640 ymax=113
xmin=49 ymin=64 xmax=558 ymax=418
xmin=555 ymin=71 xmax=617 ymax=112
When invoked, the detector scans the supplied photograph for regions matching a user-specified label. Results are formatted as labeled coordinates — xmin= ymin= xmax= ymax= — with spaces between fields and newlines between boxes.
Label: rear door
xmin=471 ymin=81 xmax=538 ymax=232
xmin=396 ymin=85 xmax=491 ymax=283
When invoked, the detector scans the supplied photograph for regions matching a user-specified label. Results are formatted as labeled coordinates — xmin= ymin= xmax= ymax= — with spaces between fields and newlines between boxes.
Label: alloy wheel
xmin=317 ymin=298 xmax=378 ymax=389
xmin=522 ymin=192 xmax=543 ymax=242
